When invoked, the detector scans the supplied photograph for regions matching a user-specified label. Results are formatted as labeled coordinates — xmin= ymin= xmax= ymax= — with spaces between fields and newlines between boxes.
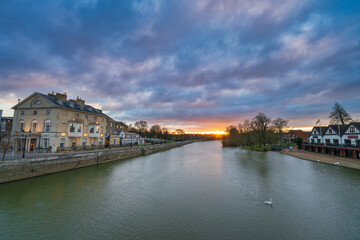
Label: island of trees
xmin=222 ymin=112 xmax=289 ymax=150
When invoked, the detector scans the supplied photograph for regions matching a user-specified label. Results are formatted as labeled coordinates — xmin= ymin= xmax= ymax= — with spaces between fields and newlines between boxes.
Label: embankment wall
xmin=0 ymin=142 xmax=191 ymax=184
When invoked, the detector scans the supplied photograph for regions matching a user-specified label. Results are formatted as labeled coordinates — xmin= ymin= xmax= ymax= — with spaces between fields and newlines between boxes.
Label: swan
xmin=264 ymin=199 xmax=272 ymax=205
xmin=334 ymin=162 xmax=340 ymax=165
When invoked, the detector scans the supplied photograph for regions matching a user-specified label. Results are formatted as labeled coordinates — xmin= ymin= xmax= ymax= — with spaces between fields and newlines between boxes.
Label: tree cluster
xmin=130 ymin=120 xmax=219 ymax=141
xmin=222 ymin=113 xmax=288 ymax=147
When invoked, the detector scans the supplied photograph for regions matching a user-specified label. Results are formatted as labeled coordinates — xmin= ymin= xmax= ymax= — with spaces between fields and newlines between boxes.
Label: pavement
xmin=282 ymin=149 xmax=360 ymax=170
xmin=1 ymin=145 xmax=141 ymax=160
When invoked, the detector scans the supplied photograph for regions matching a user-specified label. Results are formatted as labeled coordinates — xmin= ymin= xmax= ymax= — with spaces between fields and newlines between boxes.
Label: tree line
xmin=130 ymin=120 xmax=219 ymax=141
xmin=222 ymin=113 xmax=289 ymax=147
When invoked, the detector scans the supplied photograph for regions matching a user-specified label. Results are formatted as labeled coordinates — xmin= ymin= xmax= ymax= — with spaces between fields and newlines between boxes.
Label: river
xmin=0 ymin=141 xmax=359 ymax=240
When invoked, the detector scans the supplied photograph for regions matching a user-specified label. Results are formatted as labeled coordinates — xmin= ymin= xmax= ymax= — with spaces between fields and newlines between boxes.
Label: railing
xmin=304 ymin=143 xmax=360 ymax=149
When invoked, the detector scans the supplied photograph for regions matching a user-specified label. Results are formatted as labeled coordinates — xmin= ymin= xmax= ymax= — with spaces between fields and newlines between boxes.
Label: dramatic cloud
xmin=0 ymin=0 xmax=359 ymax=131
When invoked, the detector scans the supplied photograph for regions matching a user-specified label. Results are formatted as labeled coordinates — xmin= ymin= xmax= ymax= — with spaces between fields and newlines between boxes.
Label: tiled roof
xmin=350 ymin=122 xmax=360 ymax=131
xmin=116 ymin=121 xmax=128 ymax=127
xmin=328 ymin=125 xmax=348 ymax=136
xmin=37 ymin=92 xmax=107 ymax=117
xmin=311 ymin=127 xmax=328 ymax=137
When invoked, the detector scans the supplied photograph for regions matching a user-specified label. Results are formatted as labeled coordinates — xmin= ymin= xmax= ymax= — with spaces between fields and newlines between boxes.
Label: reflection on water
xmin=1 ymin=141 xmax=360 ymax=240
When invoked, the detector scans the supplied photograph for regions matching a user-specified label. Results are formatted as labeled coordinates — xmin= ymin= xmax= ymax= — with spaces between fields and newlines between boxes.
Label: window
xmin=75 ymin=113 xmax=79 ymax=118
xmin=326 ymin=139 xmax=330 ymax=144
xmin=20 ymin=111 xmax=24 ymax=115
xmin=329 ymin=129 xmax=333 ymax=134
xmin=94 ymin=116 xmax=97 ymax=121
xmin=32 ymin=120 xmax=38 ymax=132
xmin=43 ymin=138 xmax=49 ymax=148
xmin=69 ymin=124 xmax=76 ymax=132
xmin=34 ymin=100 xmax=41 ymax=105
xmin=333 ymin=139 xmax=339 ymax=145
xmin=46 ymin=110 xmax=51 ymax=115
xmin=33 ymin=110 xmax=37 ymax=115
xmin=350 ymin=127 xmax=355 ymax=133
xmin=60 ymin=138 xmax=65 ymax=148
xmin=85 ymin=115 xmax=88 ymax=119
xmin=44 ymin=120 xmax=51 ymax=132
xmin=90 ymin=126 xmax=95 ymax=133
xmin=78 ymin=125 xmax=82 ymax=133
xmin=19 ymin=120 xmax=24 ymax=132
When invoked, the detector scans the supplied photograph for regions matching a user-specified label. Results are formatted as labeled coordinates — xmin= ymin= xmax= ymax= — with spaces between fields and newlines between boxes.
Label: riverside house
xmin=304 ymin=122 xmax=360 ymax=159
xmin=11 ymin=92 xmax=109 ymax=152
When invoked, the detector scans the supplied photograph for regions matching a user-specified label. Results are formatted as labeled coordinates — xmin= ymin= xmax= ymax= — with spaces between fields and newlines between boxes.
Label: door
xmin=30 ymin=139 xmax=36 ymax=151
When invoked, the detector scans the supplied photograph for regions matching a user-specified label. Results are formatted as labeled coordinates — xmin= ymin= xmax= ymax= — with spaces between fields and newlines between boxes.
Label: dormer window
xmin=350 ymin=127 xmax=355 ymax=133
xmin=329 ymin=129 xmax=333 ymax=134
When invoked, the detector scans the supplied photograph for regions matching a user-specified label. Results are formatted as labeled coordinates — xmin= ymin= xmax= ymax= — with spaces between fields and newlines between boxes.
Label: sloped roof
xmin=13 ymin=92 xmax=108 ymax=117
xmin=349 ymin=122 xmax=360 ymax=131
xmin=310 ymin=126 xmax=328 ymax=137
xmin=327 ymin=125 xmax=348 ymax=136
xmin=116 ymin=121 xmax=128 ymax=127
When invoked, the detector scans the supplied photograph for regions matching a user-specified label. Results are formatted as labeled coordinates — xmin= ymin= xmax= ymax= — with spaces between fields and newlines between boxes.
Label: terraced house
xmin=11 ymin=92 xmax=109 ymax=152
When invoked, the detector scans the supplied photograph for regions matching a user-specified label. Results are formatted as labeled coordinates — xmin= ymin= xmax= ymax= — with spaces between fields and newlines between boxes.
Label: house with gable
xmin=323 ymin=125 xmax=348 ymax=145
xmin=342 ymin=122 xmax=360 ymax=146
xmin=308 ymin=126 xmax=328 ymax=144
xmin=11 ymin=92 xmax=110 ymax=152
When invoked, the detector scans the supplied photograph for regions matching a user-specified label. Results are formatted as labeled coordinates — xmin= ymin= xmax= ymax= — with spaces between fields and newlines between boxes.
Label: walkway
xmin=282 ymin=150 xmax=360 ymax=170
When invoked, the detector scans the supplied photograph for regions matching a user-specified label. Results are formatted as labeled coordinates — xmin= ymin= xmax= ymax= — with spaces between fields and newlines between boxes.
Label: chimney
xmin=76 ymin=96 xmax=85 ymax=105
xmin=55 ymin=92 xmax=67 ymax=101
xmin=48 ymin=92 xmax=56 ymax=97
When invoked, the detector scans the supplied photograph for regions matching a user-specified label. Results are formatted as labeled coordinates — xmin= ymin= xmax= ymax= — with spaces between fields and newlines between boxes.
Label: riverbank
xmin=282 ymin=150 xmax=360 ymax=170
xmin=0 ymin=141 xmax=192 ymax=184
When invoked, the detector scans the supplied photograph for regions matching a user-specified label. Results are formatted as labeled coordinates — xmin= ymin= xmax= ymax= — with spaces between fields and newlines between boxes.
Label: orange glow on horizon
xmin=185 ymin=130 xmax=226 ymax=135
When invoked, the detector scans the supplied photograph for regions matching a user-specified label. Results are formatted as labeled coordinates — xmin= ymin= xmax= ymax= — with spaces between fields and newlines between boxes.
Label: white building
xmin=342 ymin=122 xmax=360 ymax=146
xmin=323 ymin=125 xmax=348 ymax=145
xmin=308 ymin=127 xmax=328 ymax=144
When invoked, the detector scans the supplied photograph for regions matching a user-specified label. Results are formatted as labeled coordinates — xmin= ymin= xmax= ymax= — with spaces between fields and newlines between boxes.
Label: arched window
xmin=44 ymin=120 xmax=51 ymax=132
xmin=19 ymin=120 xmax=25 ymax=132
xmin=31 ymin=120 xmax=38 ymax=132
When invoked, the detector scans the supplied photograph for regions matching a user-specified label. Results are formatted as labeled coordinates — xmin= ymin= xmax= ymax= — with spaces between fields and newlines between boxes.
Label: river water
xmin=1 ymin=141 xmax=359 ymax=240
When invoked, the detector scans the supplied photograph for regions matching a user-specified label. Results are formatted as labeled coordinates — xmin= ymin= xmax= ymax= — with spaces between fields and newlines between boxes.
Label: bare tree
xmin=135 ymin=120 xmax=148 ymax=134
xmin=251 ymin=113 xmax=271 ymax=147
xmin=1 ymin=132 xmax=12 ymax=160
xmin=329 ymin=102 xmax=352 ymax=125
xmin=150 ymin=125 xmax=162 ymax=137
xmin=175 ymin=129 xmax=185 ymax=135
xmin=238 ymin=120 xmax=252 ymax=145
xmin=226 ymin=126 xmax=239 ymax=135
xmin=272 ymin=117 xmax=289 ymax=142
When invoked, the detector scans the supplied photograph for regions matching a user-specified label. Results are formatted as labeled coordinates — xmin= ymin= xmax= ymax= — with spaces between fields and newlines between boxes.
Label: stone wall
xmin=0 ymin=142 xmax=190 ymax=184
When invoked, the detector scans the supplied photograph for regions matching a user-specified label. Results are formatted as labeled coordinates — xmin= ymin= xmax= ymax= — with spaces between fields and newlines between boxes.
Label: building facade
xmin=11 ymin=92 xmax=109 ymax=152
xmin=286 ymin=130 xmax=308 ymax=142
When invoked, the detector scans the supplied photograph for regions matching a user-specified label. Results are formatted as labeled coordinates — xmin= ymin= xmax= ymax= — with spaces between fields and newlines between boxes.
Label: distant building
xmin=115 ymin=121 xmax=129 ymax=133
xmin=0 ymin=110 xmax=13 ymax=146
xmin=0 ymin=110 xmax=13 ymax=133
xmin=286 ymin=130 xmax=308 ymax=142
xmin=11 ymin=92 xmax=110 ymax=152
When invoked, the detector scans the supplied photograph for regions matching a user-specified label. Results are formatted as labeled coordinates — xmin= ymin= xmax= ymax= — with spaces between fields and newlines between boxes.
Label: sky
xmin=0 ymin=0 xmax=359 ymax=133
